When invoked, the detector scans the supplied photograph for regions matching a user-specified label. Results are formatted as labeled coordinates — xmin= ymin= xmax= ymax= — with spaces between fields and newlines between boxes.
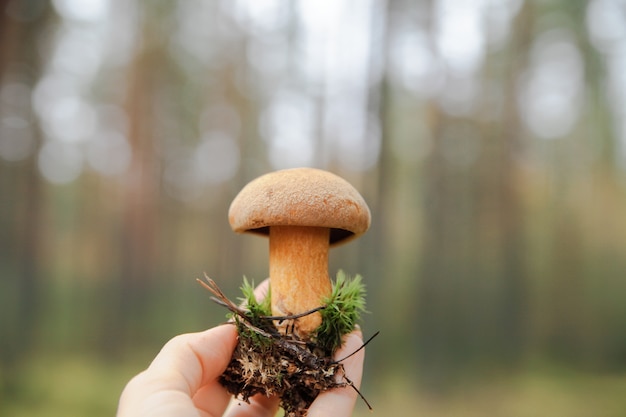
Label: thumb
xmin=118 ymin=324 xmax=238 ymax=417
xmin=149 ymin=324 xmax=238 ymax=390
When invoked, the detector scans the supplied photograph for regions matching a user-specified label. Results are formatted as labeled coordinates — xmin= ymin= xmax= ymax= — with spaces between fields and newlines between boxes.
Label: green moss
xmin=229 ymin=271 xmax=366 ymax=355
xmin=237 ymin=277 xmax=272 ymax=320
xmin=232 ymin=277 xmax=273 ymax=346
xmin=314 ymin=270 xmax=367 ymax=355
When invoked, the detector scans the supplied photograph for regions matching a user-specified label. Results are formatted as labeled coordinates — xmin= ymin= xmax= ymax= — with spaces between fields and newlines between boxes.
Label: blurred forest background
xmin=2 ymin=0 xmax=626 ymax=416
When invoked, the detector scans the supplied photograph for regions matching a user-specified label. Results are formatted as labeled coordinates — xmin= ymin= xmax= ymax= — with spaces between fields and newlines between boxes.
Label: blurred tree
xmin=0 ymin=0 xmax=52 ymax=395
xmin=360 ymin=0 xmax=396 ymax=372
xmin=415 ymin=0 xmax=534 ymax=388
xmin=541 ymin=0 xmax=623 ymax=367
xmin=100 ymin=1 xmax=167 ymax=354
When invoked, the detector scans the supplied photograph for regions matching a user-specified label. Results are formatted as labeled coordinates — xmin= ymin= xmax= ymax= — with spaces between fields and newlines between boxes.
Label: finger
xmin=150 ymin=324 xmax=238 ymax=391
xmin=192 ymin=378 xmax=236 ymax=417
xmin=224 ymin=393 xmax=281 ymax=417
xmin=118 ymin=324 xmax=238 ymax=417
xmin=307 ymin=330 xmax=365 ymax=417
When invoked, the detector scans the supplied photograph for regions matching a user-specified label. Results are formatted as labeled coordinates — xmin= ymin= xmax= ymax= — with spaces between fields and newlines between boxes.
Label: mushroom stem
xmin=269 ymin=225 xmax=331 ymax=336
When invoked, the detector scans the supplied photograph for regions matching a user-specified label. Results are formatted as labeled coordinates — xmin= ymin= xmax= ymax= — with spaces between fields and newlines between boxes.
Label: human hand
xmin=117 ymin=280 xmax=365 ymax=417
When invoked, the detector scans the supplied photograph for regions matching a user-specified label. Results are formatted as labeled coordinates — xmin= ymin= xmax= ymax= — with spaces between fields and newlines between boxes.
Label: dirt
xmin=219 ymin=324 xmax=348 ymax=417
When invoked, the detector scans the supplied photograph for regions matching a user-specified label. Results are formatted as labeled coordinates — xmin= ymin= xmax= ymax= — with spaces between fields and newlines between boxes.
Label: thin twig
xmin=343 ymin=373 xmax=373 ymax=411
xmin=334 ymin=330 xmax=380 ymax=363
xmin=197 ymin=275 xmax=326 ymax=321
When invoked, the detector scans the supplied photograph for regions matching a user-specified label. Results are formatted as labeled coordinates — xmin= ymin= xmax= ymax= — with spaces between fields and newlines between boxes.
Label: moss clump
xmin=314 ymin=271 xmax=367 ymax=355
xmin=199 ymin=272 xmax=367 ymax=417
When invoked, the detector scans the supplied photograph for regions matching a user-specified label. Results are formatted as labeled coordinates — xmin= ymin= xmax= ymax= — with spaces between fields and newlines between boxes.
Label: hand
xmin=117 ymin=280 xmax=365 ymax=417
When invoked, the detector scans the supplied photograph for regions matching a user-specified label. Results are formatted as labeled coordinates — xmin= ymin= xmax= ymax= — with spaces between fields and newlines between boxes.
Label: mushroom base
xmin=220 ymin=324 xmax=347 ymax=417
xmin=201 ymin=274 xmax=367 ymax=417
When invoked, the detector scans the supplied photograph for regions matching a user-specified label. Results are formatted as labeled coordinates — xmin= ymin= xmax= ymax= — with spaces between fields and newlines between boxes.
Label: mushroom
xmin=229 ymin=167 xmax=371 ymax=337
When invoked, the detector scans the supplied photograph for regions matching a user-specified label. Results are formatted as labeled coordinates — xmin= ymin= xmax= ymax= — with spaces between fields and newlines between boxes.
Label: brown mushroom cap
xmin=229 ymin=167 xmax=371 ymax=245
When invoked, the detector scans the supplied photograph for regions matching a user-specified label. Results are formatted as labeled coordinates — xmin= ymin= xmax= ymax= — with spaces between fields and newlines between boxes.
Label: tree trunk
xmin=0 ymin=0 xmax=51 ymax=394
